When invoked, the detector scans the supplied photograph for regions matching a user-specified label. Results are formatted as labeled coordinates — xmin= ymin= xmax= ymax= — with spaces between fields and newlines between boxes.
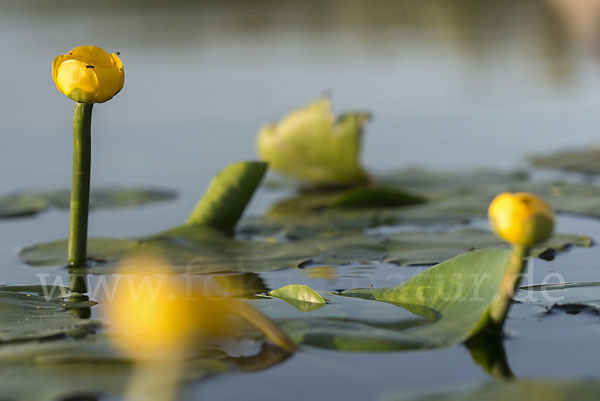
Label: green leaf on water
xmin=19 ymin=228 xmax=590 ymax=274
xmin=0 ymin=187 xmax=177 ymax=219
xmin=386 ymin=379 xmax=600 ymax=401
xmin=16 ymin=166 xmax=594 ymax=274
xmin=331 ymin=187 xmax=426 ymax=208
xmin=0 ymin=285 xmax=97 ymax=343
xmin=529 ymin=147 xmax=600 ymax=175
xmin=518 ymin=281 xmax=600 ymax=314
xmin=266 ymin=249 xmax=514 ymax=351
xmin=257 ymin=98 xmax=370 ymax=187
xmin=0 ymin=333 xmax=231 ymax=401
xmin=269 ymin=284 xmax=326 ymax=312
xmin=265 ymin=169 xmax=600 ymax=234
xmin=380 ymin=169 xmax=600 ymax=220
xmin=0 ymin=195 xmax=49 ymax=218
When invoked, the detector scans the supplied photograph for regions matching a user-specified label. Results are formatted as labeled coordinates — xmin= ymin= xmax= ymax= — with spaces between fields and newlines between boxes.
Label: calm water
xmin=2 ymin=1 xmax=600 ymax=400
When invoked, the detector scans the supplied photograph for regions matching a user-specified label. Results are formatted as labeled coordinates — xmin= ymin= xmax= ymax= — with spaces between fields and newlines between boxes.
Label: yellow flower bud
xmin=52 ymin=45 xmax=124 ymax=103
xmin=105 ymin=255 xmax=230 ymax=359
xmin=488 ymin=192 xmax=554 ymax=247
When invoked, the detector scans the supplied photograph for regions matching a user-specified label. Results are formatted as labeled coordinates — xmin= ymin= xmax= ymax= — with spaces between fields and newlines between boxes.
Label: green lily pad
xmin=331 ymin=187 xmax=426 ymax=208
xmin=257 ymin=98 xmax=370 ymax=187
xmin=269 ymin=285 xmax=326 ymax=312
xmin=0 ymin=333 xmax=231 ymax=401
xmin=246 ymin=293 xmax=437 ymax=341
xmin=266 ymin=170 xmax=600 ymax=235
xmin=377 ymin=168 xmax=530 ymax=195
xmin=19 ymin=228 xmax=589 ymax=274
xmin=253 ymin=249 xmax=518 ymax=351
xmin=518 ymin=282 xmax=600 ymax=312
xmin=0 ymin=195 xmax=50 ymax=218
xmin=0 ymin=187 xmax=177 ymax=219
xmin=17 ymin=165 xmax=593 ymax=275
xmin=386 ymin=379 xmax=600 ymax=401
xmin=381 ymin=169 xmax=600 ymax=220
xmin=384 ymin=229 xmax=591 ymax=266
xmin=0 ymin=306 xmax=293 ymax=401
xmin=529 ymin=147 xmax=600 ymax=175
xmin=0 ymin=285 xmax=97 ymax=343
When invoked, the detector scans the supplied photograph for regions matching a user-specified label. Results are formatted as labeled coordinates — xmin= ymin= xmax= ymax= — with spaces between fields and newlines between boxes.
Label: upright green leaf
xmin=185 ymin=161 xmax=268 ymax=231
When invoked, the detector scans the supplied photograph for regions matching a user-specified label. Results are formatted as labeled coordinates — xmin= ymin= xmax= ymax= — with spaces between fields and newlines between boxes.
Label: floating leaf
xmin=0 ymin=187 xmax=177 ymax=219
xmin=247 ymin=294 xmax=436 ymax=338
xmin=518 ymin=282 xmax=600 ymax=312
xmin=0 ymin=195 xmax=49 ymax=218
xmin=257 ymin=98 xmax=370 ymax=187
xmin=19 ymin=228 xmax=589 ymax=274
xmin=0 ymin=285 xmax=97 ymax=343
xmin=382 ymin=170 xmax=600 ymax=220
xmin=0 ymin=333 xmax=230 ymax=401
xmin=386 ymin=379 xmax=600 ymax=401
xmin=377 ymin=168 xmax=529 ymax=195
xmin=384 ymin=229 xmax=591 ymax=266
xmin=331 ymin=187 xmax=425 ymax=208
xmin=252 ymin=249 xmax=514 ymax=351
xmin=269 ymin=285 xmax=326 ymax=312
xmin=529 ymin=147 xmax=600 ymax=175
xmin=266 ymin=169 xmax=600 ymax=233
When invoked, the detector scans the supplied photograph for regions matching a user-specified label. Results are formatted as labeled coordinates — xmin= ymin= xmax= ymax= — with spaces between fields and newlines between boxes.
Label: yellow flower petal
xmin=105 ymin=255 xmax=231 ymax=359
xmin=488 ymin=192 xmax=554 ymax=246
xmin=106 ymin=255 xmax=198 ymax=357
xmin=52 ymin=45 xmax=124 ymax=103
xmin=68 ymin=45 xmax=116 ymax=68
xmin=56 ymin=59 xmax=98 ymax=103
xmin=93 ymin=66 xmax=124 ymax=103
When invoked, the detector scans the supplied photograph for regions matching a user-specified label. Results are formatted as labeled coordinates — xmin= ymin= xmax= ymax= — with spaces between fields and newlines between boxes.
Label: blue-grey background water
xmin=2 ymin=1 xmax=600 ymax=400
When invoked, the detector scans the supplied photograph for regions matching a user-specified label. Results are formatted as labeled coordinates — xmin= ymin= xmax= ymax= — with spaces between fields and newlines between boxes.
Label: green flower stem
xmin=227 ymin=299 xmax=297 ymax=354
xmin=67 ymin=102 xmax=93 ymax=267
xmin=488 ymin=245 xmax=529 ymax=331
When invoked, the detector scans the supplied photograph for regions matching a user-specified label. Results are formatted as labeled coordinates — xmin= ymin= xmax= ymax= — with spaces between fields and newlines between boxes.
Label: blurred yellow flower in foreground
xmin=106 ymin=254 xmax=297 ymax=360
xmin=52 ymin=45 xmax=124 ymax=103
xmin=488 ymin=192 xmax=554 ymax=247
xmin=106 ymin=255 xmax=229 ymax=359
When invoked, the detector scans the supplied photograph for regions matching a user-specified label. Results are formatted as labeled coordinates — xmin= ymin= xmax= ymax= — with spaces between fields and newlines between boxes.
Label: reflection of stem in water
xmin=125 ymin=359 xmax=184 ymax=401
xmin=227 ymin=299 xmax=297 ymax=353
xmin=69 ymin=271 xmax=88 ymax=295
xmin=229 ymin=342 xmax=293 ymax=372
xmin=465 ymin=333 xmax=514 ymax=380
xmin=67 ymin=270 xmax=91 ymax=319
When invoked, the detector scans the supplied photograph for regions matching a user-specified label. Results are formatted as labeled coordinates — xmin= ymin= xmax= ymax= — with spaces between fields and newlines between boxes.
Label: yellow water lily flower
xmin=52 ymin=45 xmax=124 ymax=103
xmin=488 ymin=192 xmax=554 ymax=247
xmin=105 ymin=255 xmax=229 ymax=359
